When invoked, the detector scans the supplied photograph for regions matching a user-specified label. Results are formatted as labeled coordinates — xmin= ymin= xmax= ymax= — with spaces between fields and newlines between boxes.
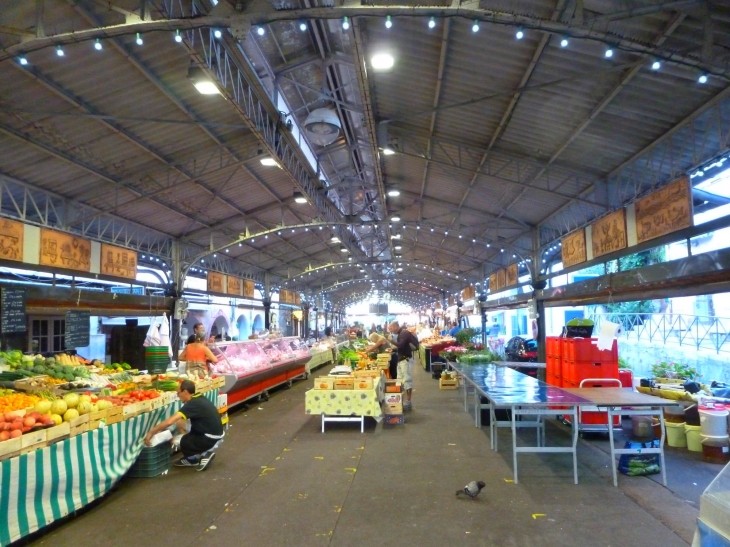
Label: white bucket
xmin=699 ymin=406 xmax=729 ymax=438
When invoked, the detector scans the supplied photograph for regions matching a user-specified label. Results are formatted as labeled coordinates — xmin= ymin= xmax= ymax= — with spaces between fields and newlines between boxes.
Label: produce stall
xmin=0 ymin=383 xmax=217 ymax=546
xmin=306 ymin=345 xmax=334 ymax=375
xmin=209 ymin=337 xmax=311 ymax=407
xmin=417 ymin=335 xmax=456 ymax=372
xmin=305 ymin=373 xmax=386 ymax=432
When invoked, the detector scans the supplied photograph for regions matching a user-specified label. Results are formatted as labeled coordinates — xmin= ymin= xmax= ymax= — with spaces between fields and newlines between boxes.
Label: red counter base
xmin=225 ymin=365 xmax=306 ymax=406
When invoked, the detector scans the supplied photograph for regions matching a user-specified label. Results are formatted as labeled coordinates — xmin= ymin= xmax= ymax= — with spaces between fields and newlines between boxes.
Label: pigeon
xmin=456 ymin=480 xmax=486 ymax=499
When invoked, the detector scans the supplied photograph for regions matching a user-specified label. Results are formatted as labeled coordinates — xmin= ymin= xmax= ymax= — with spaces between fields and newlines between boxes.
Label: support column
xmin=302 ymin=302 xmax=311 ymax=339
xmin=263 ymin=273 xmax=271 ymax=331
xmin=170 ymin=240 xmax=183 ymax=360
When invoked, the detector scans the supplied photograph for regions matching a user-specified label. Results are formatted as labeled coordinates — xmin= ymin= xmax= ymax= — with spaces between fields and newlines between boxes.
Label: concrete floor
xmin=20 ymin=364 xmax=727 ymax=547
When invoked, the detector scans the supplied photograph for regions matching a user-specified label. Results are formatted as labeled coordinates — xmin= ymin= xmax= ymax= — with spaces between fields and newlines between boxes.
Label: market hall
xmin=1 ymin=1 xmax=730 ymax=546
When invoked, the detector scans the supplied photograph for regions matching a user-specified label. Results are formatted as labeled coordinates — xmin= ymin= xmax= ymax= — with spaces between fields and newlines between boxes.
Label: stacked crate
xmin=545 ymin=336 xmax=563 ymax=387
xmin=561 ymin=337 xmax=620 ymax=427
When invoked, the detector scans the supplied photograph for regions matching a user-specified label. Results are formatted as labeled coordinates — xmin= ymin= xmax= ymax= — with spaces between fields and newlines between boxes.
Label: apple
xmin=23 ymin=417 xmax=36 ymax=428
xmin=0 ymin=431 xmax=9 ymax=441
xmin=10 ymin=429 xmax=21 ymax=438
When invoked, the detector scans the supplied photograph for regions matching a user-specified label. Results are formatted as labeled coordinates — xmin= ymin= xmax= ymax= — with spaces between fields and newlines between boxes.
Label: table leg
xmin=512 ymin=405 xmax=519 ymax=484
xmin=491 ymin=402 xmax=498 ymax=451
xmin=474 ymin=389 xmax=480 ymax=428
xmin=361 ymin=415 xmax=364 ymax=433
xmin=571 ymin=406 xmax=579 ymax=485
xmin=659 ymin=411 xmax=667 ymax=487
xmin=607 ymin=407 xmax=618 ymax=487
xmin=321 ymin=413 xmax=325 ymax=433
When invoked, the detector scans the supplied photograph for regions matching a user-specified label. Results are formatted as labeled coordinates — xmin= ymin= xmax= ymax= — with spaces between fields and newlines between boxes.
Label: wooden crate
xmin=150 ymin=397 xmax=164 ymax=410
xmin=89 ymin=409 xmax=107 ymax=422
xmin=70 ymin=423 xmax=89 ymax=437
xmin=20 ymin=441 xmax=48 ymax=455
xmin=106 ymin=406 xmax=123 ymax=425
xmin=212 ymin=376 xmax=225 ymax=389
xmin=46 ymin=422 xmax=71 ymax=443
xmin=67 ymin=414 xmax=89 ymax=428
xmin=0 ymin=437 xmax=22 ymax=461
xmin=439 ymin=378 xmax=459 ymax=390
xmin=137 ymin=400 xmax=152 ymax=414
xmin=21 ymin=428 xmax=47 ymax=448
xmin=123 ymin=402 xmax=140 ymax=419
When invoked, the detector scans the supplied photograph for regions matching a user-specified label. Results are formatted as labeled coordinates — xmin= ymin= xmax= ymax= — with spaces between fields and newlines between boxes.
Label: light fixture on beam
xmin=188 ymin=66 xmax=219 ymax=95
xmin=387 ymin=188 xmax=400 ymax=196
xmin=293 ymin=191 xmax=307 ymax=204
xmin=304 ymin=108 xmax=341 ymax=146
xmin=260 ymin=157 xmax=279 ymax=166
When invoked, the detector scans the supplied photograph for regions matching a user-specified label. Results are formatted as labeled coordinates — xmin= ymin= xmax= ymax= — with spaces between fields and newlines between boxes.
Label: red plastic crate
xmin=563 ymin=360 xmax=619 ymax=384
xmin=565 ymin=411 xmax=620 ymax=427
xmin=546 ymin=355 xmax=562 ymax=378
xmin=562 ymin=338 xmax=618 ymax=363
xmin=546 ymin=371 xmax=562 ymax=387
xmin=546 ymin=336 xmax=562 ymax=357
xmin=618 ymin=369 xmax=633 ymax=388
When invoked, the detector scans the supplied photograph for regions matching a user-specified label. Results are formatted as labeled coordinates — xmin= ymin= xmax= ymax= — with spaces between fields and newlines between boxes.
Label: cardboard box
xmin=70 ymin=423 xmax=89 ymax=437
xmin=46 ymin=422 xmax=71 ymax=443
xmin=334 ymin=378 xmax=355 ymax=390
xmin=355 ymin=378 xmax=374 ymax=390
xmin=383 ymin=393 xmax=403 ymax=405
xmin=439 ymin=378 xmax=458 ymax=390
xmin=217 ymin=393 xmax=228 ymax=409
xmin=385 ymin=381 xmax=403 ymax=393
xmin=384 ymin=414 xmax=405 ymax=426
xmin=21 ymin=428 xmax=48 ymax=448
xmin=353 ymin=369 xmax=380 ymax=378
xmin=0 ymin=436 xmax=22 ymax=460
xmin=314 ymin=377 xmax=335 ymax=390
xmin=383 ymin=402 xmax=403 ymax=415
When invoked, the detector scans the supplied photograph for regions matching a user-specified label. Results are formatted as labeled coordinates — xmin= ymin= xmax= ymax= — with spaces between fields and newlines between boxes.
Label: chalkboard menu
xmin=65 ymin=310 xmax=90 ymax=348
xmin=1 ymin=288 xmax=27 ymax=333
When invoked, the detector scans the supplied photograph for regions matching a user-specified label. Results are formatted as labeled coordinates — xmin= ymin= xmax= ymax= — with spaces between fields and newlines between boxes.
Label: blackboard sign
xmin=65 ymin=310 xmax=90 ymax=348
xmin=1 ymin=288 xmax=27 ymax=333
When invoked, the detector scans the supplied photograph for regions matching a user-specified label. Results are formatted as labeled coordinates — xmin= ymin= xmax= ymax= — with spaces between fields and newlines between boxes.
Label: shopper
xmin=388 ymin=321 xmax=418 ymax=411
xmin=366 ymin=331 xmax=391 ymax=353
xmin=449 ymin=321 xmax=462 ymax=337
xmin=179 ymin=331 xmax=218 ymax=378
xmin=144 ymin=380 xmax=224 ymax=471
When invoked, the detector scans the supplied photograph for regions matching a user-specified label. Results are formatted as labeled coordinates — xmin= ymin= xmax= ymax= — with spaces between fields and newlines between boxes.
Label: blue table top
xmin=451 ymin=362 xmax=591 ymax=405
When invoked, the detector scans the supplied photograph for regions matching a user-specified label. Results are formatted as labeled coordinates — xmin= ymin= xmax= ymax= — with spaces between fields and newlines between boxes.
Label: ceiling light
xmin=560 ymin=36 xmax=568 ymax=47
xmin=188 ymin=66 xmax=219 ymax=95
xmin=391 ymin=215 xmax=401 ymax=222
xmin=331 ymin=236 xmax=340 ymax=243
xmin=175 ymin=29 xmax=183 ymax=43
xmin=387 ymin=188 xmax=400 ymax=196
xmin=260 ymin=157 xmax=278 ymax=166
xmin=256 ymin=26 xmax=265 ymax=36
xmin=136 ymin=33 xmax=143 ymax=46
xmin=605 ymin=47 xmax=614 ymax=58
xmin=651 ymin=59 xmax=661 ymax=70
xmin=394 ymin=245 xmax=402 ymax=250
xmin=429 ymin=17 xmax=436 ymax=29
xmin=18 ymin=56 xmax=28 ymax=65
xmin=515 ymin=27 xmax=524 ymax=39
xmin=304 ymin=108 xmax=341 ymax=146
xmin=385 ymin=15 xmax=392 ymax=29
xmin=214 ymin=29 xmax=222 ymax=38
xmin=56 ymin=46 xmax=64 ymax=57
xmin=698 ymin=73 xmax=708 ymax=84
xmin=94 ymin=39 xmax=102 ymax=51
xmin=472 ymin=20 xmax=479 ymax=33
xmin=371 ymin=53 xmax=394 ymax=70
xmin=340 ymin=247 xmax=348 ymax=253
xmin=299 ymin=21 xmax=307 ymax=31
xmin=382 ymin=147 xmax=395 ymax=155
xmin=342 ymin=17 xmax=350 ymax=30
xmin=293 ymin=191 xmax=307 ymax=204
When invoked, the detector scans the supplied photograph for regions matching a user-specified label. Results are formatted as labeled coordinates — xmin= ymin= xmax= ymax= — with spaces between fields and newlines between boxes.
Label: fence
xmin=588 ymin=312 xmax=730 ymax=355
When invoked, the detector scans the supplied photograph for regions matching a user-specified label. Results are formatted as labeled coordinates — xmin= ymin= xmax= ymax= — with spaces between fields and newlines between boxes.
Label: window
xmin=30 ymin=318 xmax=65 ymax=353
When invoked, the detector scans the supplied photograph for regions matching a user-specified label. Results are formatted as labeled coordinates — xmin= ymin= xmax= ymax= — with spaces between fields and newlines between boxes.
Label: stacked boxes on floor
xmin=545 ymin=336 xmax=620 ymax=427
xmin=128 ymin=443 xmax=171 ymax=478
xmin=383 ymin=380 xmax=404 ymax=425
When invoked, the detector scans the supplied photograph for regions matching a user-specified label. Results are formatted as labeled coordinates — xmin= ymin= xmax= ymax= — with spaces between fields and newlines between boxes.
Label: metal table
xmin=450 ymin=362 xmax=674 ymax=486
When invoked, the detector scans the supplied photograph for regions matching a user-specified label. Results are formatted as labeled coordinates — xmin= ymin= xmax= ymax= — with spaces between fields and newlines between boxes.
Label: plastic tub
xmin=631 ymin=416 xmax=653 ymax=438
xmin=701 ymin=435 xmax=730 ymax=464
xmin=685 ymin=424 xmax=703 ymax=452
xmin=665 ymin=421 xmax=687 ymax=447
xmin=699 ymin=406 xmax=729 ymax=437
xmin=663 ymin=404 xmax=686 ymax=423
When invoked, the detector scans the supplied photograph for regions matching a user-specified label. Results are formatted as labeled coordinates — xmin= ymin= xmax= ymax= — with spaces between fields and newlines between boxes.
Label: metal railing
xmin=588 ymin=312 xmax=730 ymax=355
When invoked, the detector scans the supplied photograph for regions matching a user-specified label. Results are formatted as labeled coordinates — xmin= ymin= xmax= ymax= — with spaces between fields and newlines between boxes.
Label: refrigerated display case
xmin=210 ymin=337 xmax=311 ymax=407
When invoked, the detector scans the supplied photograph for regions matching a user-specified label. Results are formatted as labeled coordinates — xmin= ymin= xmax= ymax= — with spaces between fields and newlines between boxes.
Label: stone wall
xmin=618 ymin=339 xmax=729 ymax=383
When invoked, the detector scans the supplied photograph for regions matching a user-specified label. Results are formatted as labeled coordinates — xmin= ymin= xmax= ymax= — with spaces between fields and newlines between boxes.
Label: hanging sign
xmin=0 ymin=219 xmax=24 ymax=262
xmin=294 ymin=292 xmax=301 ymax=305
xmin=506 ymin=264 xmax=518 ymax=287
xmin=65 ymin=310 xmax=90 ymax=348
xmin=1 ymin=287 xmax=26 ymax=333
xmin=101 ymin=244 xmax=137 ymax=279
xmin=635 ymin=176 xmax=693 ymax=243
xmin=243 ymin=280 xmax=255 ymax=298
xmin=227 ymin=276 xmax=242 ymax=296
xmin=40 ymin=229 xmax=91 ymax=272
xmin=207 ymin=271 xmax=225 ymax=293
xmin=591 ymin=209 xmax=627 ymax=259
xmin=561 ymin=229 xmax=587 ymax=268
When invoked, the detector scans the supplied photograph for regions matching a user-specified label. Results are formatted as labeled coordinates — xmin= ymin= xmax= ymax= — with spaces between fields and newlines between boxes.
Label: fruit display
xmin=0 ymin=410 xmax=55 ymax=440
xmin=0 ymin=392 xmax=41 ymax=413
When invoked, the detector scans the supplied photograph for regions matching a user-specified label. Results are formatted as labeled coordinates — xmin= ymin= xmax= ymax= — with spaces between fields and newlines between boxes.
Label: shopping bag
xmin=618 ymin=440 xmax=660 ymax=476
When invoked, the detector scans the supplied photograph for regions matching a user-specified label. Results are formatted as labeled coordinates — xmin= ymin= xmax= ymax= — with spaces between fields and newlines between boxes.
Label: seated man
xmin=144 ymin=380 xmax=224 ymax=471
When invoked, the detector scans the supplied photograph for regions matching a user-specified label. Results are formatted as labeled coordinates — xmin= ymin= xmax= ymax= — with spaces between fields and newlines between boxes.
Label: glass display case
xmin=209 ymin=341 xmax=271 ymax=378
xmin=697 ymin=462 xmax=730 ymax=544
xmin=210 ymin=337 xmax=312 ymax=379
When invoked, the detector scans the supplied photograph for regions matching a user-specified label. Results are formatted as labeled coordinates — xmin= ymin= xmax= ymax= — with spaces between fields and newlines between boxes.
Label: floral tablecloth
xmin=305 ymin=376 xmax=384 ymax=421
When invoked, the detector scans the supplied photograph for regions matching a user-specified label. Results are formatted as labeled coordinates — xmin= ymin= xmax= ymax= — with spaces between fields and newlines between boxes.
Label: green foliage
xmin=651 ymin=361 xmax=700 ymax=380
xmin=454 ymin=328 xmax=477 ymax=346
xmin=458 ymin=350 xmax=502 ymax=363
xmin=618 ymin=356 xmax=631 ymax=369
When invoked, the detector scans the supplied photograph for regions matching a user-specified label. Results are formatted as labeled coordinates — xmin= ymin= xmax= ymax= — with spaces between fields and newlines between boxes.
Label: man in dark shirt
xmin=144 ymin=380 xmax=224 ymax=471
xmin=388 ymin=321 xmax=419 ymax=411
